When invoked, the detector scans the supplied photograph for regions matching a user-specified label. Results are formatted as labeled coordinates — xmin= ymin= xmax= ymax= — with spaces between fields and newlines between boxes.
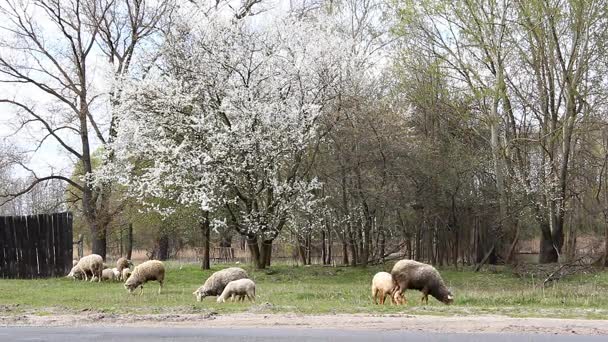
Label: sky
xmin=0 ymin=0 xmax=324 ymax=181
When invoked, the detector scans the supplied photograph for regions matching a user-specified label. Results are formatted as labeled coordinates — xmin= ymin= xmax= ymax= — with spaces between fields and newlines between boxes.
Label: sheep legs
xmin=420 ymin=288 xmax=429 ymax=305
xmin=158 ymin=281 xmax=163 ymax=295
xmin=247 ymin=293 xmax=255 ymax=303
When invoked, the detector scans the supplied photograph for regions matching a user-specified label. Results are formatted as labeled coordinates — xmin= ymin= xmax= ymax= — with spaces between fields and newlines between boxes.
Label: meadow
xmin=1 ymin=262 xmax=608 ymax=319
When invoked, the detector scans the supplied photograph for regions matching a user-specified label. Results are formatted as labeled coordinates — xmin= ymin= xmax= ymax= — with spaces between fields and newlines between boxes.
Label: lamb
xmin=192 ymin=267 xmax=249 ymax=302
xmin=101 ymin=268 xmax=117 ymax=281
xmin=124 ymin=260 xmax=165 ymax=295
xmin=66 ymin=254 xmax=103 ymax=282
xmin=112 ymin=267 xmax=121 ymax=279
xmin=121 ymin=267 xmax=132 ymax=282
xmin=371 ymin=272 xmax=402 ymax=305
xmin=216 ymin=278 xmax=256 ymax=303
xmin=391 ymin=259 xmax=454 ymax=305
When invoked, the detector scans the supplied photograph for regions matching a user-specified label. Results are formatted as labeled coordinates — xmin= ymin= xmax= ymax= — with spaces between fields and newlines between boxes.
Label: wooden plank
xmin=62 ymin=212 xmax=73 ymax=275
xmin=9 ymin=216 xmax=18 ymax=278
xmin=45 ymin=214 xmax=54 ymax=277
xmin=0 ymin=217 xmax=9 ymax=278
xmin=28 ymin=214 xmax=41 ymax=277
xmin=54 ymin=213 xmax=63 ymax=276
xmin=52 ymin=213 xmax=62 ymax=276
xmin=15 ymin=216 xmax=27 ymax=278
xmin=36 ymin=214 xmax=48 ymax=277
xmin=24 ymin=215 xmax=35 ymax=278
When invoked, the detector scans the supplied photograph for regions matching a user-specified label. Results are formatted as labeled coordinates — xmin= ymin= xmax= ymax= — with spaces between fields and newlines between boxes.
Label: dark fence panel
xmin=0 ymin=212 xmax=73 ymax=279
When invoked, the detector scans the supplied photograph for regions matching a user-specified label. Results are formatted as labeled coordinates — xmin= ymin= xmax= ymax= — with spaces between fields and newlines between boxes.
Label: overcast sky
xmin=0 ymin=0 xmax=303 ymax=180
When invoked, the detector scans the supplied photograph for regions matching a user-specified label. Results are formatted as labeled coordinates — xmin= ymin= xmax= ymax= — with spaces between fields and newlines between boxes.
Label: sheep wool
xmin=391 ymin=259 xmax=454 ymax=305
xmin=101 ymin=268 xmax=116 ymax=281
xmin=116 ymin=257 xmax=131 ymax=272
xmin=371 ymin=272 xmax=400 ymax=305
xmin=124 ymin=260 xmax=165 ymax=295
xmin=193 ymin=267 xmax=249 ymax=302
xmin=217 ymin=278 xmax=256 ymax=303
xmin=67 ymin=254 xmax=103 ymax=282
xmin=121 ymin=267 xmax=132 ymax=282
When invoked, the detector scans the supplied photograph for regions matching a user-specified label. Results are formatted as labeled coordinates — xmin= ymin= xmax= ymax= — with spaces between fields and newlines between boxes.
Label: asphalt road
xmin=0 ymin=327 xmax=606 ymax=342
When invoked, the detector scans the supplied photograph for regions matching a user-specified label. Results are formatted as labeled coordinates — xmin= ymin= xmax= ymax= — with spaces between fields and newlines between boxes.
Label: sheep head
xmin=193 ymin=287 xmax=209 ymax=302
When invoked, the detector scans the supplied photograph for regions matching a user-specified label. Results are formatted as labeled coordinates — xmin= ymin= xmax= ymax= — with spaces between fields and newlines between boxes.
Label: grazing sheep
xmin=121 ymin=267 xmax=132 ymax=282
xmin=101 ymin=268 xmax=117 ymax=281
xmin=124 ymin=260 xmax=165 ymax=295
xmin=193 ymin=267 xmax=249 ymax=302
xmin=216 ymin=279 xmax=256 ymax=303
xmin=116 ymin=257 xmax=131 ymax=272
xmin=372 ymin=272 xmax=402 ymax=305
xmin=391 ymin=259 xmax=454 ymax=305
xmin=66 ymin=266 xmax=85 ymax=280
xmin=67 ymin=254 xmax=103 ymax=282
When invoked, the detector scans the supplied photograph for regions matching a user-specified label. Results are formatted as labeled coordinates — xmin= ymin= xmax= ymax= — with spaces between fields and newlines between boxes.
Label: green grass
xmin=1 ymin=262 xmax=608 ymax=319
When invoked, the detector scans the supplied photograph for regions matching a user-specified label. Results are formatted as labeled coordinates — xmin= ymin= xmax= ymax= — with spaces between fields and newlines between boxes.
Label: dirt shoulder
xmin=2 ymin=312 xmax=608 ymax=335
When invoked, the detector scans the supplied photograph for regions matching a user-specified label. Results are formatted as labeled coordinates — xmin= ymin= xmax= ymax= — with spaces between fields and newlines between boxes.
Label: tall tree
xmin=0 ymin=0 xmax=173 ymax=259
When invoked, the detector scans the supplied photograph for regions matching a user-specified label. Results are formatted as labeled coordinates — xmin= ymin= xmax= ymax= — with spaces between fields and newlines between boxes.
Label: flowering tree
xmin=101 ymin=11 xmax=348 ymax=268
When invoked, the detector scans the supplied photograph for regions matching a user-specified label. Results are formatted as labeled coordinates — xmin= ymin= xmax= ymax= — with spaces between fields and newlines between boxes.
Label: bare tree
xmin=0 ymin=0 xmax=173 ymax=259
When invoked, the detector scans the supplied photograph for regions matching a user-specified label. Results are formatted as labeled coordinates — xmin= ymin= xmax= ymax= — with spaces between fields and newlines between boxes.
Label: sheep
xmin=101 ymin=268 xmax=117 ymax=281
xmin=111 ymin=267 xmax=121 ymax=280
xmin=66 ymin=266 xmax=85 ymax=280
xmin=121 ymin=267 xmax=132 ymax=282
xmin=192 ymin=267 xmax=249 ymax=302
xmin=371 ymin=272 xmax=402 ymax=305
xmin=66 ymin=254 xmax=103 ymax=282
xmin=116 ymin=257 xmax=131 ymax=273
xmin=124 ymin=260 xmax=165 ymax=295
xmin=216 ymin=278 xmax=256 ymax=303
xmin=391 ymin=259 xmax=454 ymax=305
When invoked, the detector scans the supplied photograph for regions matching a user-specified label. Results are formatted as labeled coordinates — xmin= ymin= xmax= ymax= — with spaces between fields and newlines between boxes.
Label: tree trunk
xmin=539 ymin=221 xmax=558 ymax=263
xmin=157 ymin=232 xmax=169 ymax=261
xmin=326 ymin=228 xmax=332 ymax=265
xmin=321 ymin=230 xmax=327 ymax=265
xmin=200 ymin=212 xmax=210 ymax=270
xmin=360 ymin=218 xmax=372 ymax=267
xmin=247 ymin=235 xmax=264 ymax=269
xmin=261 ymin=240 xmax=272 ymax=267
xmin=298 ymin=238 xmax=308 ymax=265
xmin=342 ymin=237 xmax=349 ymax=265
xmin=126 ymin=223 xmax=133 ymax=260
xmin=91 ymin=222 xmax=107 ymax=261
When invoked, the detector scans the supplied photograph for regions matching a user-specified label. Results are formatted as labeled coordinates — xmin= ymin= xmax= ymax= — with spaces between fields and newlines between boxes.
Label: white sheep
xmin=116 ymin=257 xmax=132 ymax=272
xmin=66 ymin=254 xmax=103 ymax=282
xmin=66 ymin=266 xmax=85 ymax=280
xmin=121 ymin=267 xmax=132 ymax=282
xmin=193 ymin=267 xmax=249 ymax=302
xmin=216 ymin=278 xmax=256 ymax=303
xmin=371 ymin=271 xmax=401 ymax=305
xmin=101 ymin=268 xmax=117 ymax=281
xmin=124 ymin=260 xmax=165 ymax=295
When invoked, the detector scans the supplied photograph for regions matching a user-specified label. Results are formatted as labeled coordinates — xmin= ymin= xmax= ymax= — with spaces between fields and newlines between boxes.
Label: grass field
xmin=1 ymin=262 xmax=608 ymax=319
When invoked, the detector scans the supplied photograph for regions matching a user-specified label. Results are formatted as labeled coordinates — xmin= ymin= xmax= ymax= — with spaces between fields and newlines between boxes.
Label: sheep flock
xmin=67 ymin=255 xmax=453 ymax=306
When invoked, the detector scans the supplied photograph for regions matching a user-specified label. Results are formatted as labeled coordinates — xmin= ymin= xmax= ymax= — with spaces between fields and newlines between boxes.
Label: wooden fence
xmin=0 ymin=212 xmax=73 ymax=279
